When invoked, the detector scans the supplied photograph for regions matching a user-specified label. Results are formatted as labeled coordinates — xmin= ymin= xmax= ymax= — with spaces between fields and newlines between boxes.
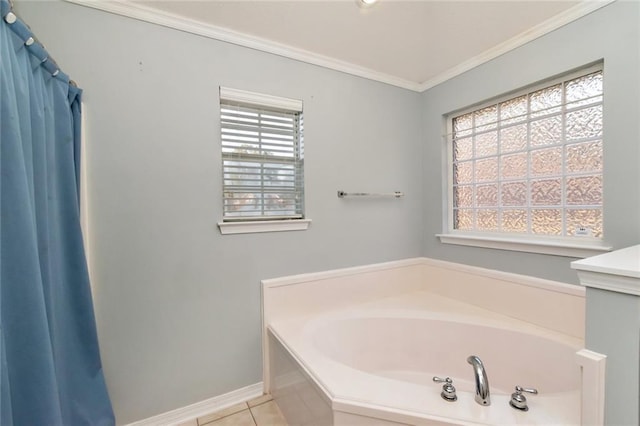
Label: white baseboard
xmin=125 ymin=382 xmax=264 ymax=426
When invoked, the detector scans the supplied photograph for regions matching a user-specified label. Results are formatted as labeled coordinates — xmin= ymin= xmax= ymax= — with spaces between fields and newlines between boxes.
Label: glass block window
xmin=450 ymin=66 xmax=603 ymax=238
xmin=220 ymin=87 xmax=304 ymax=221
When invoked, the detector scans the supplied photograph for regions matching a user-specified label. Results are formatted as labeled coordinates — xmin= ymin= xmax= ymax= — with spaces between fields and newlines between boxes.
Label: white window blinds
xmin=220 ymin=88 xmax=304 ymax=221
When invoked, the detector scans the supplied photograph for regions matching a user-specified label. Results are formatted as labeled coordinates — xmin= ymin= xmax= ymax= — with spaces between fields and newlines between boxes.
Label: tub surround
xmin=572 ymin=245 xmax=640 ymax=426
xmin=262 ymin=257 xmax=585 ymax=346
xmin=415 ymin=258 xmax=584 ymax=339
xmin=262 ymin=257 xmax=601 ymax=425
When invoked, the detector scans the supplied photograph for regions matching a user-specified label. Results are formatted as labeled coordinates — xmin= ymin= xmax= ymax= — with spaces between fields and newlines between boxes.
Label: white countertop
xmin=571 ymin=245 xmax=640 ymax=279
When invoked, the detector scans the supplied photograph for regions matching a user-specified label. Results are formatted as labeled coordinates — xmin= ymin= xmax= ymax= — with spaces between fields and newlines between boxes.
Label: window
xmin=218 ymin=87 xmax=308 ymax=234
xmin=440 ymin=64 xmax=610 ymax=256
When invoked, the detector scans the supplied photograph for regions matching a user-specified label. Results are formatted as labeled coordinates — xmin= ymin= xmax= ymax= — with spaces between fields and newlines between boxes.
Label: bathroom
xmin=4 ymin=0 xmax=640 ymax=425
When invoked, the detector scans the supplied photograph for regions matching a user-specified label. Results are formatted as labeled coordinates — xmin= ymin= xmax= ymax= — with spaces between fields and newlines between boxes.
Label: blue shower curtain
xmin=0 ymin=1 xmax=115 ymax=424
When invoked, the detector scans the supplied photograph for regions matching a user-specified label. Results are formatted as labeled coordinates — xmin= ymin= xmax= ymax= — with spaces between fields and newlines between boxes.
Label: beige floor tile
xmin=176 ymin=419 xmax=198 ymax=426
xmin=204 ymin=409 xmax=256 ymax=426
xmin=247 ymin=393 xmax=273 ymax=408
xmin=251 ymin=400 xmax=288 ymax=426
xmin=198 ymin=402 xmax=249 ymax=425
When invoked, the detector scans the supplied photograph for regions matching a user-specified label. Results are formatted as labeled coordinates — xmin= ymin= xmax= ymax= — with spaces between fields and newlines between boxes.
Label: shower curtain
xmin=0 ymin=1 xmax=115 ymax=424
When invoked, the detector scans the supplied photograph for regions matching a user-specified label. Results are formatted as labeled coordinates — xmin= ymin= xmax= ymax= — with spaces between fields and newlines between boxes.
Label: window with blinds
xmin=448 ymin=64 xmax=603 ymax=239
xmin=220 ymin=88 xmax=304 ymax=221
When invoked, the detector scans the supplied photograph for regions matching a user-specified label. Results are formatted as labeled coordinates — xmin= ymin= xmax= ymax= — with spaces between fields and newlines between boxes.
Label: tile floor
xmin=178 ymin=394 xmax=288 ymax=426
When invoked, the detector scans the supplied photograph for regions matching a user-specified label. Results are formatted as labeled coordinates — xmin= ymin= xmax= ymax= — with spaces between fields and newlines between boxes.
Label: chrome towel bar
xmin=337 ymin=190 xmax=404 ymax=198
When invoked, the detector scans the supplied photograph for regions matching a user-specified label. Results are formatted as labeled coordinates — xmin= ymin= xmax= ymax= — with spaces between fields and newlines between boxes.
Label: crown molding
xmin=418 ymin=0 xmax=616 ymax=92
xmin=62 ymin=0 xmax=422 ymax=92
xmin=64 ymin=0 xmax=615 ymax=93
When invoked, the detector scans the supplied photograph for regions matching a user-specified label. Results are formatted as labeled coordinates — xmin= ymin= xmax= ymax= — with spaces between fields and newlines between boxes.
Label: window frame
xmin=217 ymin=87 xmax=310 ymax=235
xmin=438 ymin=63 xmax=611 ymax=257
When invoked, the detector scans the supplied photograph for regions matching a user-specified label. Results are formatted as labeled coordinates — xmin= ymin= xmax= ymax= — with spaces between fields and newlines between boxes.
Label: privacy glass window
xmin=450 ymin=67 xmax=603 ymax=238
xmin=220 ymin=91 xmax=304 ymax=221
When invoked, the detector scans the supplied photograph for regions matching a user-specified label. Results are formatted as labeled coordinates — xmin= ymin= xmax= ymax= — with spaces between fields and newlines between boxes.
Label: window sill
xmin=218 ymin=219 xmax=311 ymax=235
xmin=436 ymin=233 xmax=612 ymax=258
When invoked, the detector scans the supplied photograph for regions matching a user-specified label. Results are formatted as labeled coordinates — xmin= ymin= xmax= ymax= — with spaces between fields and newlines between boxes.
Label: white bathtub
xmin=262 ymin=258 xmax=606 ymax=425
xmin=312 ymin=316 xmax=581 ymax=398
xmin=268 ymin=292 xmax=584 ymax=425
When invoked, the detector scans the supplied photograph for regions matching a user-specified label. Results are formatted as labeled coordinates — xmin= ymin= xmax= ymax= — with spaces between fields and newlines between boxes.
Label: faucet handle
xmin=510 ymin=386 xmax=538 ymax=411
xmin=433 ymin=376 xmax=457 ymax=402
xmin=515 ymin=385 xmax=538 ymax=395
xmin=432 ymin=376 xmax=452 ymax=384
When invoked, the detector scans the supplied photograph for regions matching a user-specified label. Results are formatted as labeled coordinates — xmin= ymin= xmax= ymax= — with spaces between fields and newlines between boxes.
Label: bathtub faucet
xmin=467 ymin=355 xmax=491 ymax=406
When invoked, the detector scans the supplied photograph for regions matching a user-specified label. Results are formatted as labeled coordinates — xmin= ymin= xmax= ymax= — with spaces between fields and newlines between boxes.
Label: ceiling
xmin=74 ymin=0 xmax=611 ymax=91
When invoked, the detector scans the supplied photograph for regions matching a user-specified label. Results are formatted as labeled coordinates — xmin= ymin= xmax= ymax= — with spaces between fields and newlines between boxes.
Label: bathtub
xmin=268 ymin=292 xmax=582 ymax=425
xmin=262 ymin=258 xmax=606 ymax=425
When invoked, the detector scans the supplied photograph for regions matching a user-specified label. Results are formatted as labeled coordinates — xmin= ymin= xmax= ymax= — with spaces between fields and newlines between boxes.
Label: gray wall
xmin=585 ymin=287 xmax=640 ymax=425
xmin=13 ymin=0 xmax=640 ymax=424
xmin=15 ymin=2 xmax=423 ymax=423
xmin=421 ymin=0 xmax=640 ymax=284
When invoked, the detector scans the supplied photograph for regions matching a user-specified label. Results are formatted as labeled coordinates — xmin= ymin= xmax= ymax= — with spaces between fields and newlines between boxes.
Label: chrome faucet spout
xmin=467 ymin=355 xmax=491 ymax=406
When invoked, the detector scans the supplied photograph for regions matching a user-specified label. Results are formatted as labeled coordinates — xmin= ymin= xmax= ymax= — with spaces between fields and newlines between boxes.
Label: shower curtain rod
xmin=1 ymin=0 xmax=76 ymax=86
